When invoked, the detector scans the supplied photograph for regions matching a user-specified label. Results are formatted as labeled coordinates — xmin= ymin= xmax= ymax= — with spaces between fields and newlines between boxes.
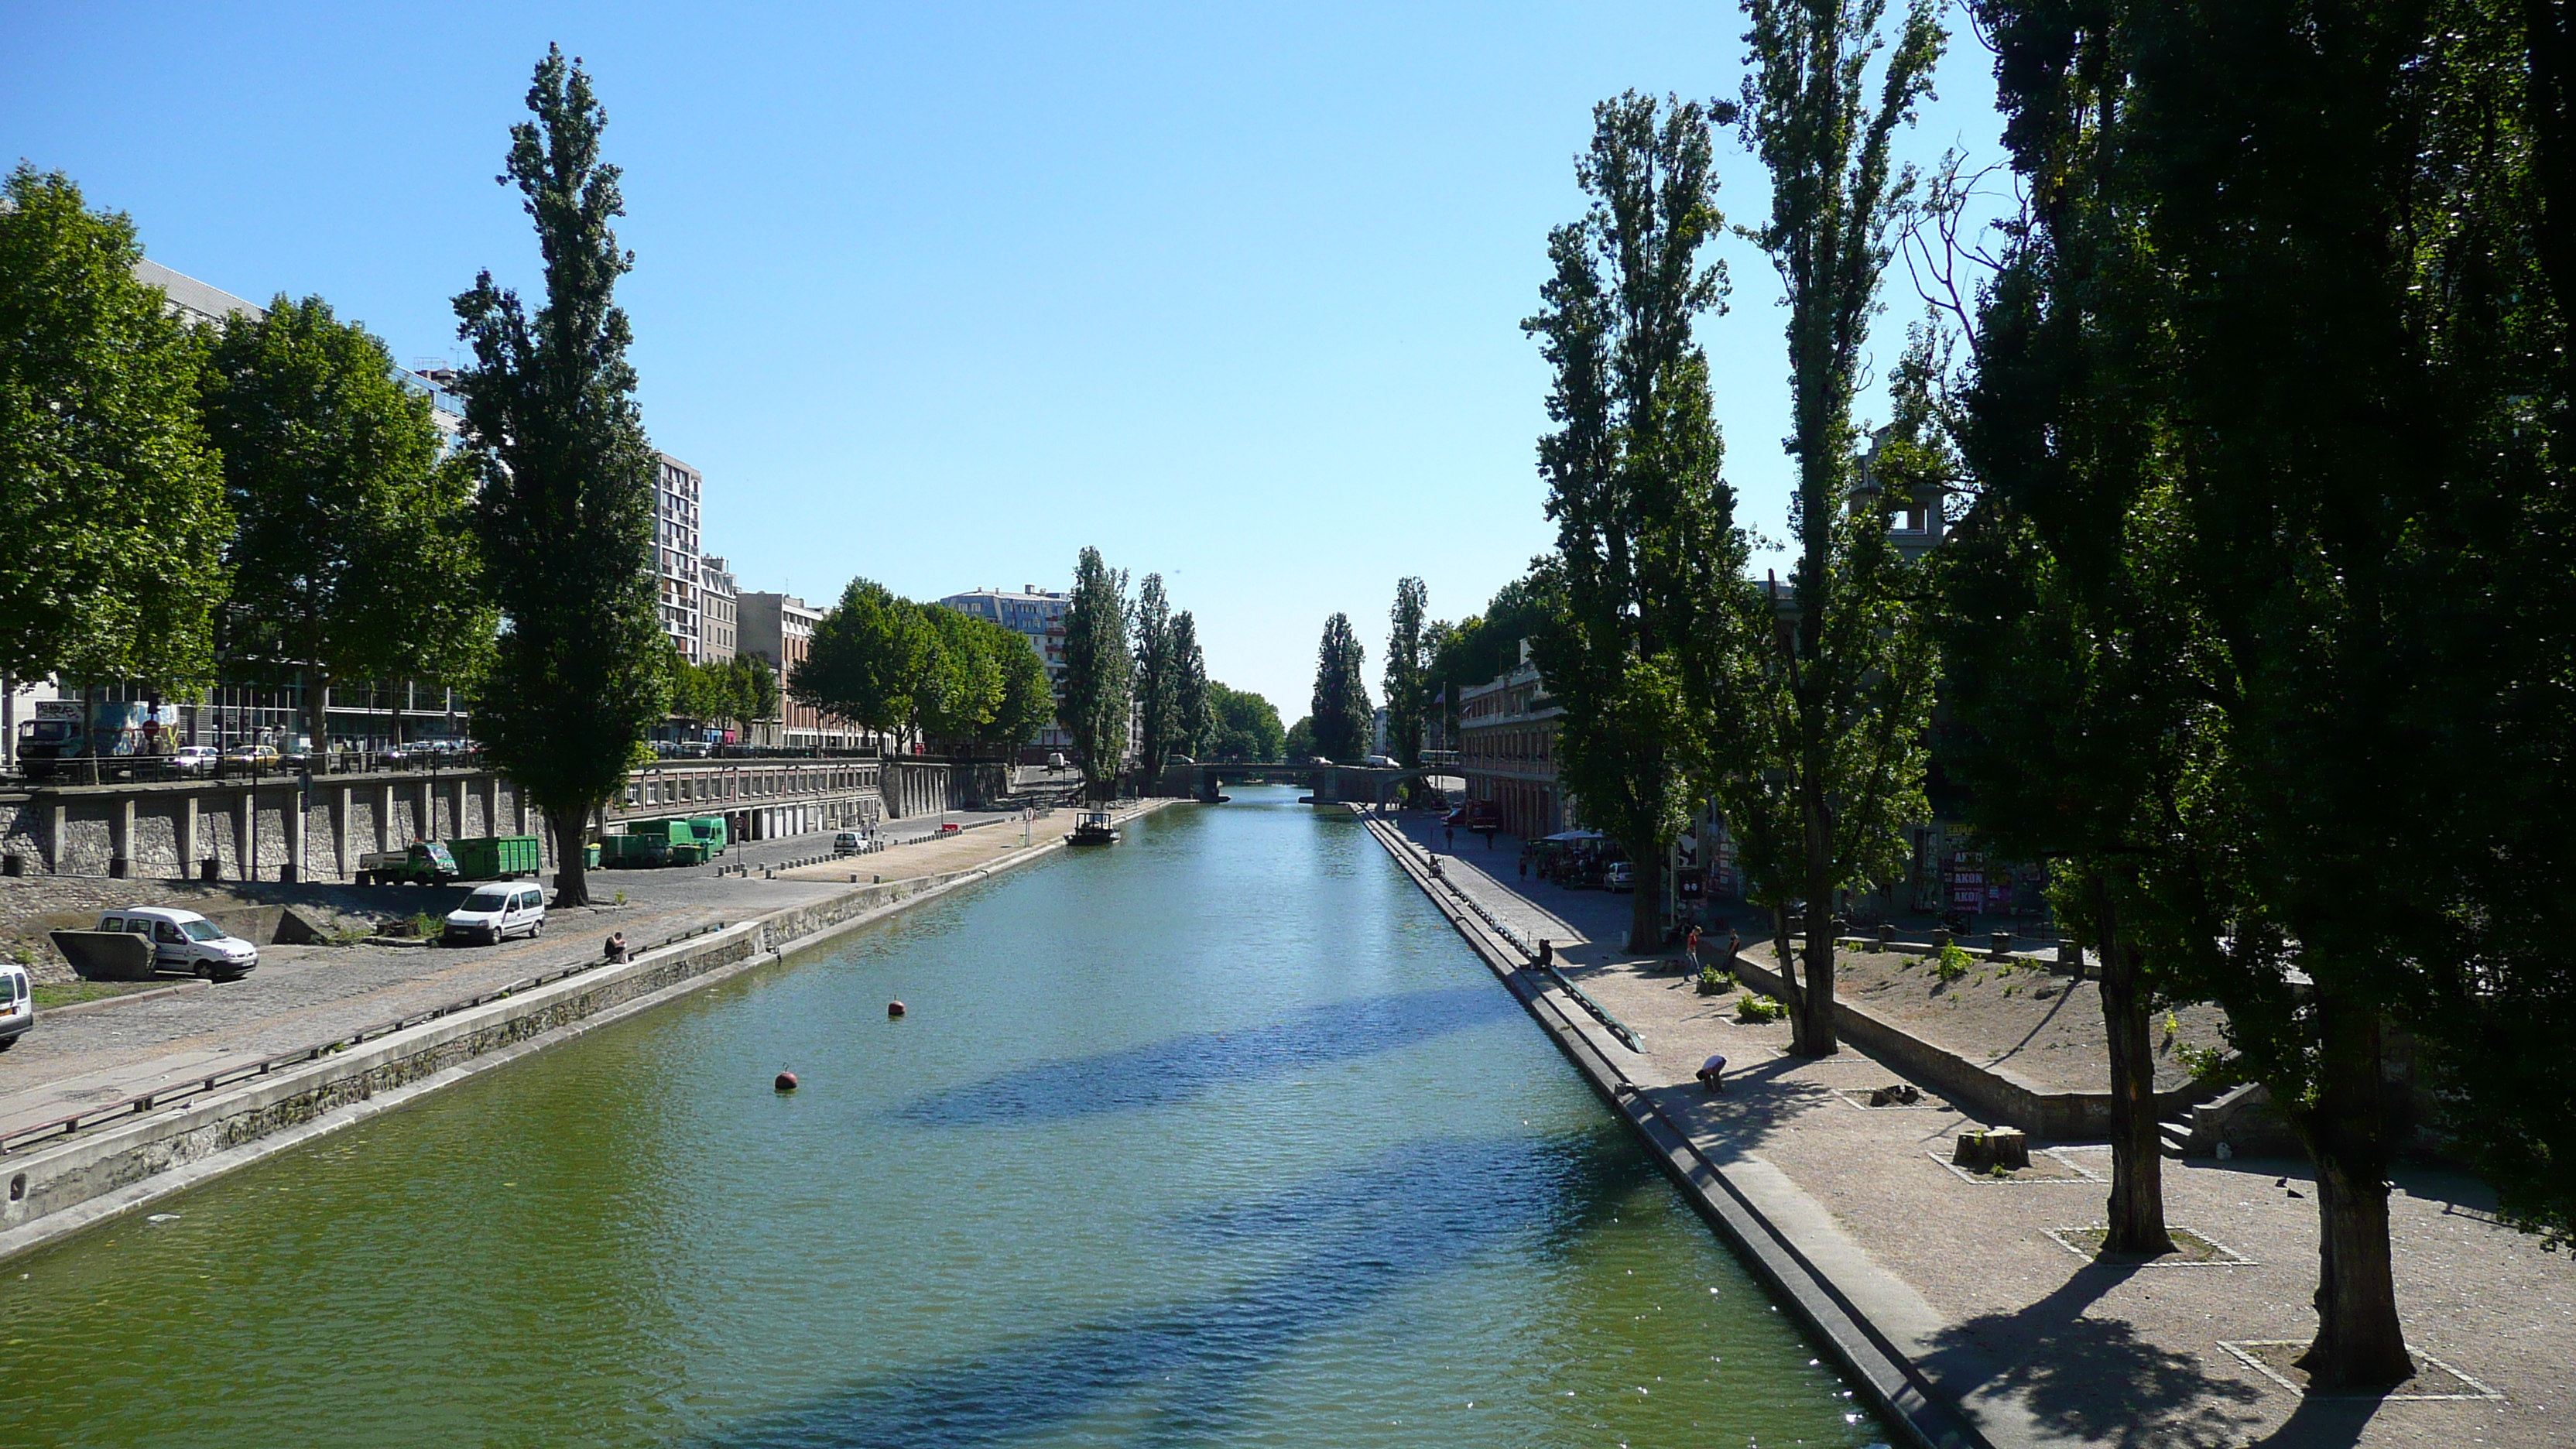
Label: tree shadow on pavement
xmin=1643 ymin=1057 xmax=1844 ymax=1160
xmin=883 ymin=984 xmax=1515 ymax=1127
xmin=1917 ymin=1269 xmax=2268 ymax=1449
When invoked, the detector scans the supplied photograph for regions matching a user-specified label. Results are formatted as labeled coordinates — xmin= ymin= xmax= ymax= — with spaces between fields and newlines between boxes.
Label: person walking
xmin=1685 ymin=924 xmax=1701 ymax=974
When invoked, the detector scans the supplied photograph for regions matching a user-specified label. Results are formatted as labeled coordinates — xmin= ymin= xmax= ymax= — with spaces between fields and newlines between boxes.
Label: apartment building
xmin=699 ymin=556 xmax=738 ymax=664
xmin=739 ymin=591 xmax=865 ymax=750
xmin=653 ymin=454 xmax=705 ymax=663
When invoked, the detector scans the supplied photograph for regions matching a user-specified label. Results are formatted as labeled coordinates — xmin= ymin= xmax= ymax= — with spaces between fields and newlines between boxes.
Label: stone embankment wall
xmin=0 ymin=773 xmax=539 ymax=882
xmin=1 ymin=755 xmax=1022 ymax=882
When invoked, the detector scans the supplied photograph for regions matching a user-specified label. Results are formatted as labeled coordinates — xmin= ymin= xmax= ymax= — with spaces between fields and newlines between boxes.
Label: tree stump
xmin=1953 ymin=1129 xmax=2030 ymax=1171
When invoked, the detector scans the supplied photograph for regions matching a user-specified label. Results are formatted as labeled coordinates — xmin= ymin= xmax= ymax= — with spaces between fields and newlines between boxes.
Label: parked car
xmin=0 ymin=961 xmax=32 ymax=1050
xmin=1361 ymin=754 xmax=1398 ymax=768
xmin=169 ymin=745 xmax=219 ymax=776
xmin=1045 ymin=752 xmax=1066 ymax=770
xmin=834 ymin=831 xmax=864 ymax=855
xmin=1605 ymin=862 xmax=1636 ymax=892
xmin=442 ymin=882 xmax=546 ymax=946
xmin=221 ymin=744 xmax=279 ymax=769
xmin=94 ymin=907 xmax=259 ymax=979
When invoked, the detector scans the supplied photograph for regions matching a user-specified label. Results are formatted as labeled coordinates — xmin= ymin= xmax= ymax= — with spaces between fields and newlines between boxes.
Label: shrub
xmin=1935 ymin=943 xmax=1974 ymax=981
xmin=1696 ymin=964 xmax=1735 ymax=995
xmin=409 ymin=910 xmax=440 ymax=940
xmin=1735 ymin=992 xmax=1787 ymax=1024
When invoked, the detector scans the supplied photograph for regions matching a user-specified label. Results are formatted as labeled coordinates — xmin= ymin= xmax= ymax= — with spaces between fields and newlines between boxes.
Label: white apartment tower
xmin=654 ymin=454 xmax=704 ymax=663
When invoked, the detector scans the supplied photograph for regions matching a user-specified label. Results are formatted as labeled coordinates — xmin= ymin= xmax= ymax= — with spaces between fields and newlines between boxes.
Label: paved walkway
xmin=1392 ymin=811 xmax=2573 ymax=1449
xmin=0 ymin=807 xmax=1048 ymax=1141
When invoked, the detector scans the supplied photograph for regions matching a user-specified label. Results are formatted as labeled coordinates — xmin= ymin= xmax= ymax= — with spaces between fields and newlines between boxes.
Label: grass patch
xmin=33 ymin=978 xmax=172 ymax=1009
xmin=1735 ymin=992 xmax=1787 ymax=1024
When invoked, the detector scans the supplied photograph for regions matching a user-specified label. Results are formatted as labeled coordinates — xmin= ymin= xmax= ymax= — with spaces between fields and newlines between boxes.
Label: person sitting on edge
xmin=605 ymin=930 xmax=629 ymax=964
xmin=1537 ymin=938 xmax=1553 ymax=968
xmin=1697 ymin=1053 xmax=1729 ymax=1093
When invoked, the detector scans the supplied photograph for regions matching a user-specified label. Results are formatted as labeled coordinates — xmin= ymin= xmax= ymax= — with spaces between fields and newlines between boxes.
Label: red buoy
xmin=887 ymin=999 xmax=906 ymax=1019
xmin=774 ymin=1070 xmax=799 ymax=1092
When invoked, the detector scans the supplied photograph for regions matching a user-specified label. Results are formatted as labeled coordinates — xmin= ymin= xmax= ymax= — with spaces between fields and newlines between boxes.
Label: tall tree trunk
xmin=549 ymin=801 xmax=594 ymax=907
xmin=2296 ymin=988 xmax=2414 ymax=1389
xmin=2093 ymin=873 xmax=2174 ymax=1255
xmin=1627 ymin=846 xmax=1663 ymax=953
xmin=1773 ymin=903 xmax=1814 ymax=1053
xmin=1796 ymin=771 xmax=1840 ymax=1055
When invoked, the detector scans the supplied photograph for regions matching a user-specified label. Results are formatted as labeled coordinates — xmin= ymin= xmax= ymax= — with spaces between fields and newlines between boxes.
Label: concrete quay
xmin=0 ymin=800 xmax=1173 ymax=1266
xmin=1363 ymin=808 xmax=2574 ymax=1449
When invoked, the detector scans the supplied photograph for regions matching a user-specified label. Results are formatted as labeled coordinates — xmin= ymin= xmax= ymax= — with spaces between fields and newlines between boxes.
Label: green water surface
xmin=0 ymin=786 xmax=1885 ymax=1448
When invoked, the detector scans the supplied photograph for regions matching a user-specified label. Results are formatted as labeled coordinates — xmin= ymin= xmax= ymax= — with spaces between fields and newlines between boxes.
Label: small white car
xmin=169 ymin=745 xmax=219 ymax=776
xmin=443 ymin=883 xmax=546 ymax=947
xmin=0 ymin=961 xmax=33 ymax=1049
xmin=95 ymin=907 xmax=259 ymax=978
xmin=834 ymin=831 xmax=862 ymax=855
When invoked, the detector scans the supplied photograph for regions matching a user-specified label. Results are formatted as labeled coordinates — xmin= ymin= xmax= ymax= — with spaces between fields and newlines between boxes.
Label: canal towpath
xmin=1373 ymin=809 xmax=2575 ymax=1449
xmin=0 ymin=805 xmax=1062 ymax=1145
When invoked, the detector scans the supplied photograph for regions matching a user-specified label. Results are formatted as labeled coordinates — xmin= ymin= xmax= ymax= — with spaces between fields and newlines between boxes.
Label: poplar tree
xmin=1382 ymin=577 xmax=1430 ymax=771
xmin=1059 ymin=546 xmax=1133 ymax=799
xmin=1731 ymin=0 xmax=1945 ymax=1053
xmin=1309 ymin=613 xmax=1372 ymax=762
xmin=1170 ymin=611 xmax=1209 ymax=759
xmin=1130 ymin=574 xmax=1180 ymax=788
xmin=0 ymin=166 xmax=229 ymax=702
xmin=200 ymin=295 xmax=485 ymax=764
xmin=1525 ymin=92 xmax=1743 ymax=952
xmin=1937 ymin=0 xmax=2200 ymax=1252
xmin=453 ymin=46 xmax=670 ymax=905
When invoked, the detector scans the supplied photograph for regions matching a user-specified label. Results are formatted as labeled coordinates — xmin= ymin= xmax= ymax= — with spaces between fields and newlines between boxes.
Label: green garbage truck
xmin=687 ymin=816 xmax=729 ymax=857
xmin=355 ymin=841 xmax=461 ymax=886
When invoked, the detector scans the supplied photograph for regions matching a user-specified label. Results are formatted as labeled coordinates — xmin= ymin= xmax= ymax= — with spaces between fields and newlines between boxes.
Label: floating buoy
xmin=887 ymin=999 xmax=906 ymax=1019
xmin=774 ymin=1070 xmax=800 ymax=1092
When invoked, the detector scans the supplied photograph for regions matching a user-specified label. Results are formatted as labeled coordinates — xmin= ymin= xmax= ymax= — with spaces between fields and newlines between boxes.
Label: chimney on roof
xmin=1024 ymin=584 xmax=1035 ymax=594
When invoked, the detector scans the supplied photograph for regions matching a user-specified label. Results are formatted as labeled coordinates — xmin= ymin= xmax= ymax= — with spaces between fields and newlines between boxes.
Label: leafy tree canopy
xmin=0 ymin=165 xmax=229 ymax=692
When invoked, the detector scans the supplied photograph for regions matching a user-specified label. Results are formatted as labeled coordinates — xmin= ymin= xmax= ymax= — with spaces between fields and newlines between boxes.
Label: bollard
xmin=1989 ymin=930 xmax=2013 ymax=962
xmin=1875 ymin=922 xmax=1895 ymax=953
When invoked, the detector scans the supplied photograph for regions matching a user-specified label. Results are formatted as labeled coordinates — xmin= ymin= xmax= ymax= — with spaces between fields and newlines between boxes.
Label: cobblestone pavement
xmin=1391 ymin=810 xmax=2575 ymax=1449
xmin=0 ymin=807 xmax=1033 ymax=1139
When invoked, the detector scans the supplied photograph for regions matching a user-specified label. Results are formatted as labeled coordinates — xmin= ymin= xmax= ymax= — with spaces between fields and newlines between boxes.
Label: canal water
xmin=0 ymin=786 xmax=1885 ymax=1448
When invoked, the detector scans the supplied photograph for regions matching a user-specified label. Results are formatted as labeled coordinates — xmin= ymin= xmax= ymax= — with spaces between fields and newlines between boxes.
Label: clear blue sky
xmin=5 ymin=2 xmax=2002 ymax=721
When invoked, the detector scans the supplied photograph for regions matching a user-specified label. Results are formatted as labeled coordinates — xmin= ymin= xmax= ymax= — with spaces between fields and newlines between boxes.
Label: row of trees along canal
xmin=788 ymin=550 xmax=1238 ymax=806
xmin=0 ymin=48 xmax=789 ymax=907
xmin=1386 ymin=0 xmax=2576 ymax=1392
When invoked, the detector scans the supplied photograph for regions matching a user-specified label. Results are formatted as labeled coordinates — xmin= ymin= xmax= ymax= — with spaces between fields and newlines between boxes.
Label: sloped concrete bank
xmin=1359 ymin=814 xmax=1991 ymax=1449
xmin=0 ymin=801 xmax=1175 ymax=1266
xmin=1725 ymin=947 xmax=2225 ymax=1139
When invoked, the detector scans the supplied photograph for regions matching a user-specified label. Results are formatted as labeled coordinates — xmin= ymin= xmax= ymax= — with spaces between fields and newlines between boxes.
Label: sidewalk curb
xmin=1360 ymin=810 xmax=1996 ymax=1449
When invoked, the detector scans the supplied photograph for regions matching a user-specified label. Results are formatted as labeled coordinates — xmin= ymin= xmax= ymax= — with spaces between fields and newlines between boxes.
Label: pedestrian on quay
xmin=1445 ymin=824 xmax=1456 ymax=850
xmin=1685 ymin=924 xmax=1701 ymax=973
xmin=1697 ymin=1053 xmax=1728 ymax=1093
xmin=605 ymin=930 xmax=629 ymax=964
xmin=1518 ymin=852 xmax=1529 ymax=880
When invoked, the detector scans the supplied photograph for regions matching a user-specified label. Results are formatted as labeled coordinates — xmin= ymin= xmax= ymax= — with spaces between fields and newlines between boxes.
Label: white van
xmin=834 ymin=831 xmax=862 ymax=856
xmin=443 ymin=883 xmax=546 ymax=947
xmin=0 ymin=962 xmax=33 ymax=1049
xmin=95 ymin=907 xmax=259 ymax=979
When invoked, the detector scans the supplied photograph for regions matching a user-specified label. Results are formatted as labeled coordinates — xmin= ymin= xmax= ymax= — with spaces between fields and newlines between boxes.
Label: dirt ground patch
xmin=1755 ymin=941 xmax=2232 ymax=1094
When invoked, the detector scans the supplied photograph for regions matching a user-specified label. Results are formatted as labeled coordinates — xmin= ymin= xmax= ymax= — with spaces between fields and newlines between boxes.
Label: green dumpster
xmin=446 ymin=835 xmax=543 ymax=879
